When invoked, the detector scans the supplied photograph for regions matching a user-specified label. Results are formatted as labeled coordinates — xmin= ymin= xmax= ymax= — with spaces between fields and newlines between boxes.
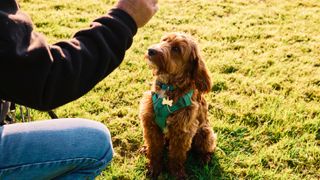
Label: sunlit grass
xmin=19 ymin=0 xmax=320 ymax=179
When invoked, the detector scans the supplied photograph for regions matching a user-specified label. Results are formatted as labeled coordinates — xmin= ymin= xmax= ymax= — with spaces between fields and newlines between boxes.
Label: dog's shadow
xmin=143 ymin=150 xmax=223 ymax=180
xmin=184 ymin=153 xmax=223 ymax=180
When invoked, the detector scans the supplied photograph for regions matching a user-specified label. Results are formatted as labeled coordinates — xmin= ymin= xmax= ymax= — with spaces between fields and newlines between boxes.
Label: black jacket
xmin=0 ymin=0 xmax=137 ymax=111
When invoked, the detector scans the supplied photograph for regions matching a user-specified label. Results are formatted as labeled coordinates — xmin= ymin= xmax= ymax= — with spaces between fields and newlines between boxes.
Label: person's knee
xmin=60 ymin=119 xmax=114 ymax=178
xmin=93 ymin=121 xmax=114 ymax=163
xmin=70 ymin=119 xmax=114 ymax=162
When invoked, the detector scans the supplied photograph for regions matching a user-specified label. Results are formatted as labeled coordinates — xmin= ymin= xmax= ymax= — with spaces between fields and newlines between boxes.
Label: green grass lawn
xmin=19 ymin=0 xmax=320 ymax=179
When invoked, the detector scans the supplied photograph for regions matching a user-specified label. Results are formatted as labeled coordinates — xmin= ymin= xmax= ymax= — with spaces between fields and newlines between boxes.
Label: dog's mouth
xmin=144 ymin=54 xmax=158 ymax=69
xmin=145 ymin=50 xmax=166 ymax=71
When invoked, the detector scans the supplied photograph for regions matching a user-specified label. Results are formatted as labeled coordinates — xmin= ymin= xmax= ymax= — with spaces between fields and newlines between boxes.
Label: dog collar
xmin=151 ymin=90 xmax=194 ymax=132
xmin=156 ymin=81 xmax=174 ymax=91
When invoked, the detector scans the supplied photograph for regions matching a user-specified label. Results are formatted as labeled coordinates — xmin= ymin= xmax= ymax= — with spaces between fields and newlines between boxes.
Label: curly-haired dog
xmin=139 ymin=32 xmax=217 ymax=179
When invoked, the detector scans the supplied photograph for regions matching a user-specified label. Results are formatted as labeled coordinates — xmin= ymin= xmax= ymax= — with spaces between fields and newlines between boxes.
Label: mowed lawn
xmin=19 ymin=0 xmax=320 ymax=179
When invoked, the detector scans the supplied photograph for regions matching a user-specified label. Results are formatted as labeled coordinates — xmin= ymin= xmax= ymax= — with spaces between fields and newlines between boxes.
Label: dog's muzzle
xmin=148 ymin=48 xmax=158 ymax=56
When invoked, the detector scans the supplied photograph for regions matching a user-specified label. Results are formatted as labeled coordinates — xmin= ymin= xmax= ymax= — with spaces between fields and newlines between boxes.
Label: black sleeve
xmin=0 ymin=7 xmax=137 ymax=111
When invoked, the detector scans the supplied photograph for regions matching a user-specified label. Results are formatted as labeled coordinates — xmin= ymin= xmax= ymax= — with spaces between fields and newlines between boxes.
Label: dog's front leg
xmin=143 ymin=122 xmax=165 ymax=178
xmin=167 ymin=129 xmax=196 ymax=179
xmin=140 ymin=92 xmax=165 ymax=178
xmin=144 ymin=124 xmax=165 ymax=178
xmin=166 ymin=110 xmax=198 ymax=179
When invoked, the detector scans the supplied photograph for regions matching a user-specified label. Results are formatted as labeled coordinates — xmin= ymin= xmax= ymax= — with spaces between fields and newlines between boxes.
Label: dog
xmin=139 ymin=32 xmax=217 ymax=179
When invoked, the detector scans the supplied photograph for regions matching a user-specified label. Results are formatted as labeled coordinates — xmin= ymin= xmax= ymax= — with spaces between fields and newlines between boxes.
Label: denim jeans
xmin=0 ymin=118 xmax=113 ymax=180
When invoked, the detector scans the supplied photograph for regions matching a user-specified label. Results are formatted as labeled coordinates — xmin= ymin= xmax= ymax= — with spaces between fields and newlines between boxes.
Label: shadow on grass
xmin=154 ymin=152 xmax=224 ymax=180
xmin=316 ymin=128 xmax=320 ymax=141
xmin=135 ymin=144 xmax=228 ymax=180
xmin=185 ymin=153 xmax=224 ymax=180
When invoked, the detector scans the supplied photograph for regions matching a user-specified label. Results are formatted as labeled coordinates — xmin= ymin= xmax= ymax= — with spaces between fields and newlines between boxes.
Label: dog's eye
xmin=171 ymin=46 xmax=180 ymax=53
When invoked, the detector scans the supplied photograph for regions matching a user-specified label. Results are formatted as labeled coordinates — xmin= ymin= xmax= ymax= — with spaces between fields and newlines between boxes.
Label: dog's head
xmin=145 ymin=32 xmax=212 ymax=93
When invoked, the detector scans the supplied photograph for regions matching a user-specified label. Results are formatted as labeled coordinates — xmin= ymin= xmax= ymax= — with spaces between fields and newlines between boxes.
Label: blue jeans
xmin=0 ymin=118 xmax=113 ymax=179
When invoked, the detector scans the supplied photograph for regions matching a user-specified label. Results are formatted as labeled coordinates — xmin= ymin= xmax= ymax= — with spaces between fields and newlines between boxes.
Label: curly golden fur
xmin=139 ymin=32 xmax=217 ymax=179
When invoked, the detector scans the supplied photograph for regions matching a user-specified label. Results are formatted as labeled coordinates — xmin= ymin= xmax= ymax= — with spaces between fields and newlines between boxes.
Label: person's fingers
xmin=115 ymin=0 xmax=158 ymax=27
xmin=153 ymin=4 xmax=159 ymax=13
xmin=151 ymin=0 xmax=159 ymax=13
xmin=151 ymin=0 xmax=158 ymax=6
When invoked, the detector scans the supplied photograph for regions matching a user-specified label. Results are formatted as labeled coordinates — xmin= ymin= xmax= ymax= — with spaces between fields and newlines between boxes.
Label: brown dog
xmin=139 ymin=32 xmax=217 ymax=179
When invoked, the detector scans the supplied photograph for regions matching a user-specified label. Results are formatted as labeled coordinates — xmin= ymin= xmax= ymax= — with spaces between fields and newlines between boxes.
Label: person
xmin=0 ymin=0 xmax=158 ymax=179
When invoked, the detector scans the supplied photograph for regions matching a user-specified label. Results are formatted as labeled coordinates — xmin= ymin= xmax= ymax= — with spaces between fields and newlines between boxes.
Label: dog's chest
xmin=152 ymin=90 xmax=194 ymax=133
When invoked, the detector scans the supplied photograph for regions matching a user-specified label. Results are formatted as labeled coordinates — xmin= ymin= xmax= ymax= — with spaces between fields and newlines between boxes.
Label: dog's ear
xmin=191 ymin=45 xmax=212 ymax=93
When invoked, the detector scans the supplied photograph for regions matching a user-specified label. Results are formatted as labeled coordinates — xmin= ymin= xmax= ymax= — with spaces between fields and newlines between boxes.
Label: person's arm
xmin=0 ymin=0 xmax=157 ymax=111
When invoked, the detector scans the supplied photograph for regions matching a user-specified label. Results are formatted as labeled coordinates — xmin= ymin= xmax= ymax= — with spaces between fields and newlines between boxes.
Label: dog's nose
xmin=148 ymin=48 xmax=157 ymax=56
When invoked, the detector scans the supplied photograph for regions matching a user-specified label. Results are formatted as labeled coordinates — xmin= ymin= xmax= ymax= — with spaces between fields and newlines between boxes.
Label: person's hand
xmin=116 ymin=0 xmax=158 ymax=28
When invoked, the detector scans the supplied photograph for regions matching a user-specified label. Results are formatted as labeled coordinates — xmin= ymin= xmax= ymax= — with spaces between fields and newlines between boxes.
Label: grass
xmin=18 ymin=0 xmax=320 ymax=179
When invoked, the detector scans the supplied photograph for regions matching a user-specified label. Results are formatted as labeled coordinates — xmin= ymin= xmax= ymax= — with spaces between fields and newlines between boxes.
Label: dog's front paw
xmin=172 ymin=169 xmax=187 ymax=180
xmin=200 ymin=152 xmax=213 ymax=165
xmin=147 ymin=164 xmax=162 ymax=179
